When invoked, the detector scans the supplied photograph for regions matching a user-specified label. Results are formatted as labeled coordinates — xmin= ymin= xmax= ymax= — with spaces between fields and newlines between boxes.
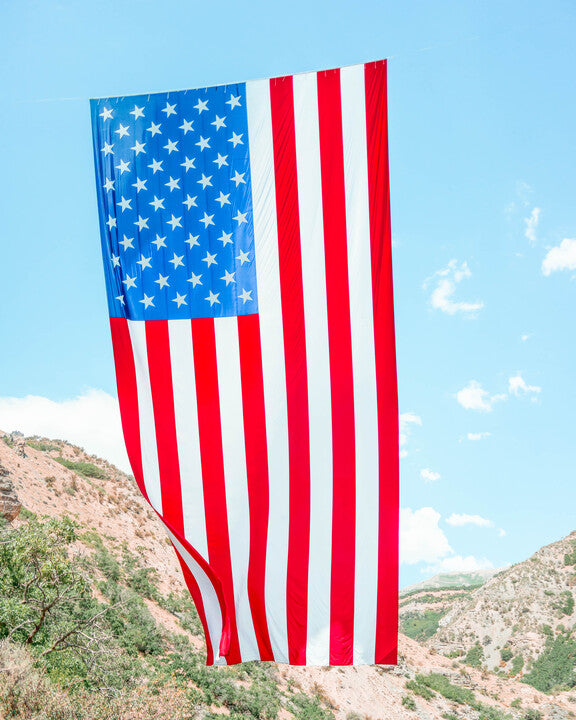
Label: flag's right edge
xmin=365 ymin=59 xmax=399 ymax=666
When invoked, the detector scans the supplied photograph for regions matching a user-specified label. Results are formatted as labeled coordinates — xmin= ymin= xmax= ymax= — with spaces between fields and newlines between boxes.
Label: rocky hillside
xmin=1 ymin=429 xmax=576 ymax=720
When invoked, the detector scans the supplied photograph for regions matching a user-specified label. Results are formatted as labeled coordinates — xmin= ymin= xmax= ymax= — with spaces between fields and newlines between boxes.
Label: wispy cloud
xmin=524 ymin=207 xmax=541 ymax=244
xmin=456 ymin=381 xmax=506 ymax=412
xmin=467 ymin=432 xmax=491 ymax=441
xmin=542 ymin=238 xmax=576 ymax=276
xmin=425 ymin=260 xmax=484 ymax=316
xmin=508 ymin=374 xmax=541 ymax=397
xmin=424 ymin=555 xmax=494 ymax=574
xmin=399 ymin=412 xmax=422 ymax=459
xmin=446 ymin=513 xmax=494 ymax=528
xmin=0 ymin=390 xmax=130 ymax=473
xmin=520 ymin=333 xmax=532 ymax=342
xmin=420 ymin=468 xmax=440 ymax=483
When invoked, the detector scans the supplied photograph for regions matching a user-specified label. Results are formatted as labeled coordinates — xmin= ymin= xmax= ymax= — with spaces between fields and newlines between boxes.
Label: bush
xmin=511 ymin=655 xmax=524 ymax=675
xmin=523 ymin=632 xmax=576 ymax=692
xmin=465 ymin=642 xmax=484 ymax=668
xmin=402 ymin=695 xmax=416 ymax=711
xmin=414 ymin=673 xmax=476 ymax=705
xmin=553 ymin=591 xmax=574 ymax=616
xmin=401 ymin=610 xmax=445 ymax=641
xmin=54 ymin=457 xmax=107 ymax=479
xmin=500 ymin=647 xmax=513 ymax=662
xmin=523 ymin=711 xmax=543 ymax=720
xmin=405 ymin=679 xmax=435 ymax=700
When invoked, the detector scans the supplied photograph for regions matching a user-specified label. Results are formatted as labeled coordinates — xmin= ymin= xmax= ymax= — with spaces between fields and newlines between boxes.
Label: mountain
xmin=401 ymin=569 xmax=499 ymax=596
xmin=1 ymin=429 xmax=576 ymax=720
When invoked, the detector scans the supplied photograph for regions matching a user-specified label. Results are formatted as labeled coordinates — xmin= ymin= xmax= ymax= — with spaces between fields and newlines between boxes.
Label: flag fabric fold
xmin=90 ymin=59 xmax=398 ymax=666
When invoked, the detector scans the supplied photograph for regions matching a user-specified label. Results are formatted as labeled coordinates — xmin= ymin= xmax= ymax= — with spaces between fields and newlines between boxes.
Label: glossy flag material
xmin=90 ymin=59 xmax=398 ymax=666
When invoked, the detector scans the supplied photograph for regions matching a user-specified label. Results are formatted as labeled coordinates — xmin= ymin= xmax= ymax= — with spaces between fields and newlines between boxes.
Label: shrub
xmin=401 ymin=695 xmax=416 ymax=711
xmin=465 ymin=642 xmax=484 ymax=668
xmin=511 ymin=655 xmax=524 ymax=675
xmin=553 ymin=590 xmax=574 ymax=616
xmin=401 ymin=610 xmax=445 ymax=641
xmin=500 ymin=647 xmax=513 ymax=662
xmin=54 ymin=457 xmax=107 ymax=479
xmin=523 ymin=710 xmax=543 ymax=720
xmin=523 ymin=632 xmax=576 ymax=692
xmin=414 ymin=673 xmax=476 ymax=705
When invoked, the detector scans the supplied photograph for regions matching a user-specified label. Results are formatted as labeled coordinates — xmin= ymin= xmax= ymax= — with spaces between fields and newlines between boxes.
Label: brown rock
xmin=0 ymin=466 xmax=21 ymax=521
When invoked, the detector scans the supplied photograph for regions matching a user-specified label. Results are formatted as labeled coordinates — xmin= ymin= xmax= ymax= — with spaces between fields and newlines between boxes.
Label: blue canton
xmin=90 ymin=83 xmax=257 ymax=320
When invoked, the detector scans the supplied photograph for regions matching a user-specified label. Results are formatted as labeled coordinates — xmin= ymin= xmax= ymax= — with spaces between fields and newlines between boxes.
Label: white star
xmin=215 ymin=191 xmax=231 ymax=207
xmin=198 ymin=173 xmax=212 ymax=189
xmin=115 ymin=124 xmax=129 ymax=138
xmin=183 ymin=194 xmax=197 ymax=210
xmin=206 ymin=290 xmax=220 ymax=306
xmin=118 ymin=196 xmax=132 ymax=212
xmin=169 ymin=253 xmax=184 ymax=269
xmin=162 ymin=102 xmax=177 ymax=117
xmin=148 ymin=158 xmax=163 ymax=174
xmin=136 ymin=254 xmax=152 ymax=270
xmin=152 ymin=234 xmax=167 ymax=250
xmin=172 ymin=292 xmax=187 ymax=308
xmin=181 ymin=156 xmax=196 ymax=171
xmin=236 ymin=249 xmax=250 ymax=265
xmin=130 ymin=105 xmax=145 ymax=119
xmin=200 ymin=212 xmax=215 ymax=228
xmin=155 ymin=273 xmax=170 ymax=289
xmin=221 ymin=269 xmax=236 ymax=286
xmin=202 ymin=251 xmax=217 ymax=267
xmin=165 ymin=176 xmax=180 ymax=192
xmin=179 ymin=119 xmax=194 ymax=133
xmin=115 ymin=159 xmax=130 ymax=174
xmin=213 ymin=153 xmax=228 ymax=168
xmin=194 ymin=98 xmax=208 ymax=114
xmin=111 ymin=254 xmax=120 ymax=267
xmin=149 ymin=195 xmax=165 ymax=211
xmin=135 ymin=215 xmax=149 ymax=231
xmin=239 ymin=288 xmax=253 ymax=304
xmin=106 ymin=214 xmax=117 ymax=230
xmin=185 ymin=233 xmax=200 ymax=248
xmin=167 ymin=214 xmax=182 ymax=230
xmin=103 ymin=178 xmax=115 ymax=192
xmin=218 ymin=231 xmax=233 ymax=246
xmin=100 ymin=107 xmax=113 ymax=121
xmin=131 ymin=140 xmax=146 ymax=155
xmin=120 ymin=234 xmax=134 ymax=250
xmin=188 ymin=272 xmax=202 ymax=287
xmin=234 ymin=210 xmax=248 ymax=225
xmin=132 ymin=177 xmax=147 ymax=192
xmin=140 ymin=294 xmax=155 ymax=308
xmin=231 ymin=171 xmax=246 ymax=186
xmin=147 ymin=121 xmax=162 ymax=136
xmin=211 ymin=115 xmax=226 ymax=131
xmin=226 ymin=94 xmax=241 ymax=109
xmin=116 ymin=294 xmax=125 ymax=305
xmin=101 ymin=141 xmax=114 ymax=156
xmin=123 ymin=274 xmax=137 ymax=289
xmin=195 ymin=136 xmax=210 ymax=151
xmin=164 ymin=138 xmax=179 ymax=154
xmin=228 ymin=132 xmax=243 ymax=147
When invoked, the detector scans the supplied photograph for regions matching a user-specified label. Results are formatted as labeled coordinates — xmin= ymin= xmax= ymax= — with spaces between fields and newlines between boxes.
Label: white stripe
xmin=168 ymin=319 xmax=208 ymax=559
xmin=166 ymin=529 xmax=224 ymax=662
xmin=127 ymin=320 xmax=163 ymax=513
xmin=246 ymin=78 xmax=290 ymax=663
xmin=293 ymin=71 xmax=333 ymax=666
xmin=214 ymin=316 xmax=260 ymax=660
xmin=341 ymin=64 xmax=380 ymax=664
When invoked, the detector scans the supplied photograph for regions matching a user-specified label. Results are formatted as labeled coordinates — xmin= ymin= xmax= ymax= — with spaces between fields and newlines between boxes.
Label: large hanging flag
xmin=90 ymin=59 xmax=397 ymax=666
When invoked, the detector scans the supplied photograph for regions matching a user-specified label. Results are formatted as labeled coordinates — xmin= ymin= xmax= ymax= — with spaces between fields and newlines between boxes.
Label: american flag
xmin=90 ymin=59 xmax=398 ymax=666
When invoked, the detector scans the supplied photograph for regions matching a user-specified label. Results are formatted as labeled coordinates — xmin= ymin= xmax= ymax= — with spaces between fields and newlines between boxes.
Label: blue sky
xmin=1 ymin=0 xmax=575 ymax=587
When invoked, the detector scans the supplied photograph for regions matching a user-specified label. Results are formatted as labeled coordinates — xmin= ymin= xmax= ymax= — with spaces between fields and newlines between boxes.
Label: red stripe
xmin=270 ymin=75 xmax=311 ymax=665
xmin=173 ymin=546 xmax=215 ymax=665
xmin=145 ymin=321 xmax=184 ymax=534
xmin=237 ymin=314 xmax=274 ymax=661
xmin=317 ymin=69 xmax=357 ymax=665
xmin=192 ymin=317 xmax=241 ymax=664
xmin=365 ymin=59 xmax=399 ymax=665
xmin=109 ymin=317 xmax=147 ymax=501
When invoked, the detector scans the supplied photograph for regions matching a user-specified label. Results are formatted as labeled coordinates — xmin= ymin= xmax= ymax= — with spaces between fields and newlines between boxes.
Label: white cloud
xmin=424 ymin=555 xmax=494 ymax=574
xmin=524 ymin=207 xmax=541 ymax=244
xmin=399 ymin=412 xmax=421 ymax=457
xmin=542 ymin=238 xmax=576 ymax=276
xmin=456 ymin=381 xmax=506 ymax=412
xmin=467 ymin=432 xmax=491 ymax=441
xmin=400 ymin=507 xmax=452 ymax=565
xmin=498 ymin=528 xmax=507 ymax=538
xmin=0 ymin=389 xmax=130 ymax=473
xmin=425 ymin=259 xmax=484 ymax=316
xmin=446 ymin=513 xmax=494 ymax=528
xmin=520 ymin=333 xmax=532 ymax=342
xmin=420 ymin=468 xmax=440 ymax=483
xmin=508 ymin=374 xmax=541 ymax=397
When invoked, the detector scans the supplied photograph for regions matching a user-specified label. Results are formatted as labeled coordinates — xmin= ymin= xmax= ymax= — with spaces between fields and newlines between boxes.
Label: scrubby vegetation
xmin=522 ymin=630 xmax=576 ymax=692
xmin=53 ymin=457 xmax=107 ymax=479
xmin=401 ymin=610 xmax=445 ymax=641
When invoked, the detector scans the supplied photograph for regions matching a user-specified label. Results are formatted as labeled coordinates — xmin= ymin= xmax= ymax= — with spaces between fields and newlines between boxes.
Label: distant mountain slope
xmin=401 ymin=569 xmax=499 ymax=596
